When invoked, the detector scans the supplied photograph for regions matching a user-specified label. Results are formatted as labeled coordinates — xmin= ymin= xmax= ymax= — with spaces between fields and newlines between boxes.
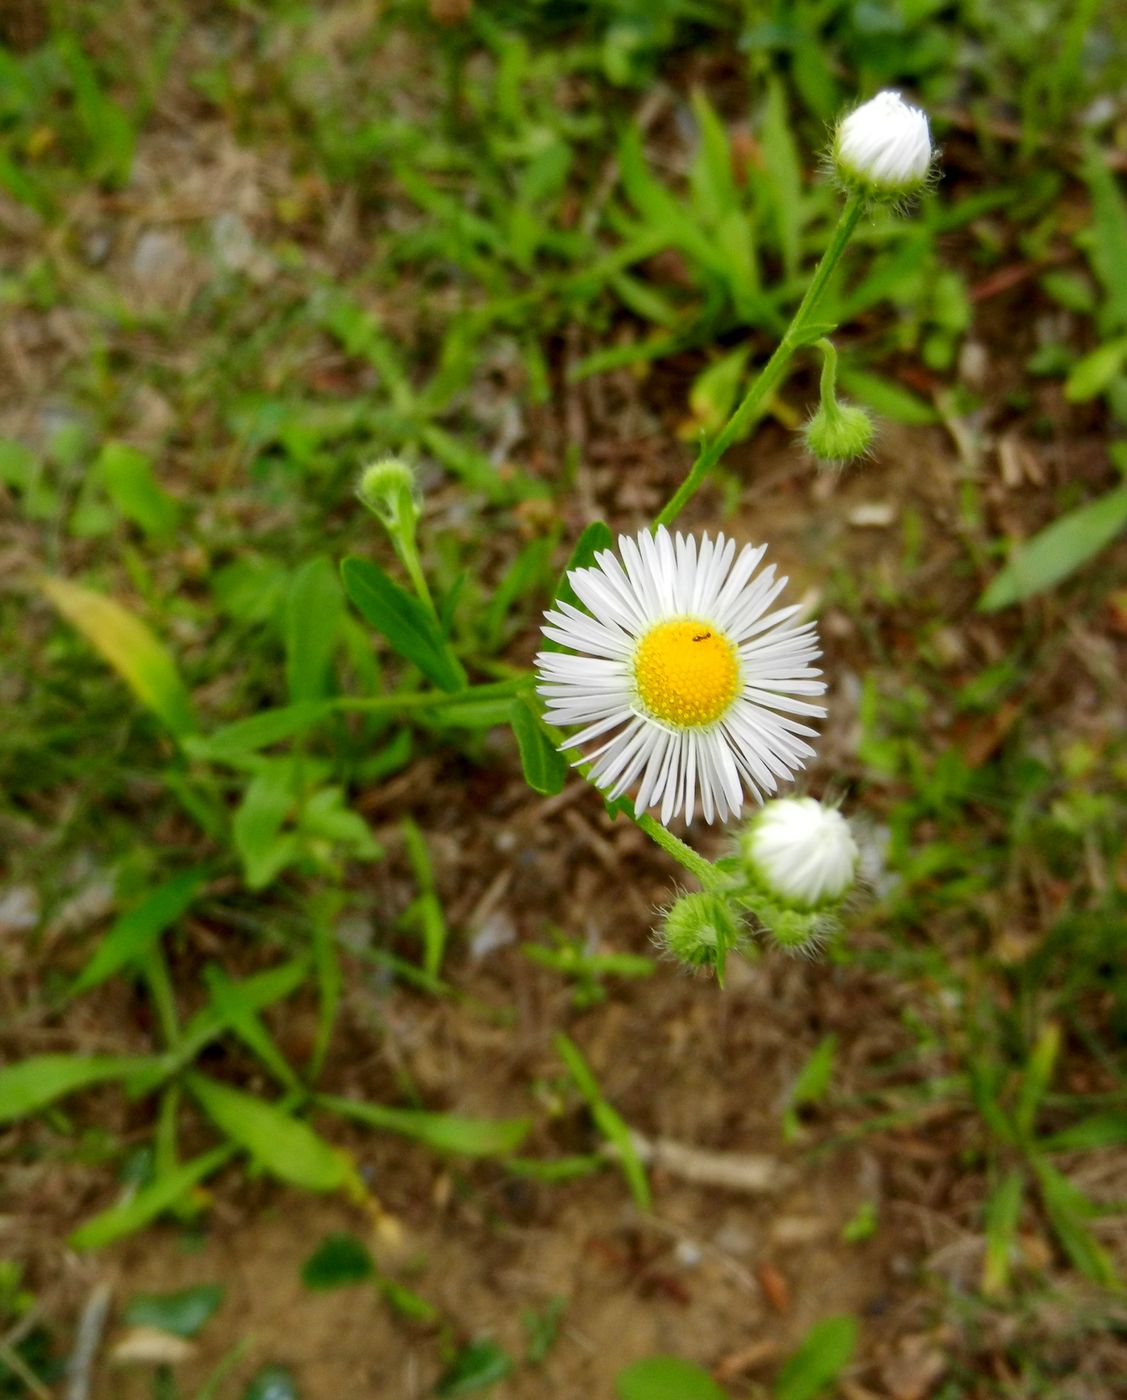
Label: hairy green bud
xmin=657 ymin=891 xmax=742 ymax=974
xmin=356 ymin=456 xmax=418 ymax=528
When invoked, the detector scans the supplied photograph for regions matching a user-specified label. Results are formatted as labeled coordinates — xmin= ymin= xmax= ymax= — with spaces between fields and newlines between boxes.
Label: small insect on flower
xmin=535 ymin=527 xmax=826 ymax=826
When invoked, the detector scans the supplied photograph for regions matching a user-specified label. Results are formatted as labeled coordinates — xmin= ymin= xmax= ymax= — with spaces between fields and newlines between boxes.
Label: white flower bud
xmin=834 ymin=91 xmax=934 ymax=199
xmin=740 ymin=797 xmax=858 ymax=911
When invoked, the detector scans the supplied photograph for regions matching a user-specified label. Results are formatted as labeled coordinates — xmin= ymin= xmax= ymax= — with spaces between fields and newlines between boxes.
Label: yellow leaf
xmin=41 ymin=576 xmax=195 ymax=737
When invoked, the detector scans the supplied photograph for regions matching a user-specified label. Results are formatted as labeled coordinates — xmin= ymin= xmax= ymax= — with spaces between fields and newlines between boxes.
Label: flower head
xmin=833 ymin=91 xmax=934 ymax=200
xmin=536 ymin=527 xmax=826 ymax=826
xmin=740 ymin=796 xmax=858 ymax=910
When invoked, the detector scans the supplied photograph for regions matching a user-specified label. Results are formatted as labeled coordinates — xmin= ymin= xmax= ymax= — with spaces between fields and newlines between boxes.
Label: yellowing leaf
xmin=41 ymin=577 xmax=195 ymax=736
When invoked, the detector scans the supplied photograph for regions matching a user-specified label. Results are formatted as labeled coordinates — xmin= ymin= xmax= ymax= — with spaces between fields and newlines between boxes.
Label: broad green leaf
xmin=1064 ymin=338 xmax=1127 ymax=401
xmin=774 ymin=1315 xmax=858 ymax=1400
xmin=186 ymin=1074 xmax=349 ymax=1191
xmin=982 ymin=1168 xmax=1025 ymax=1295
xmin=70 ymin=1144 xmax=237 ymax=1249
xmin=838 ymin=368 xmax=938 ymax=426
xmin=232 ymin=763 xmax=296 ymax=891
xmin=0 ymin=1054 xmax=155 ymax=1124
xmin=978 ymin=485 xmax=1127 ymax=610
xmin=341 ymin=556 xmax=466 ymax=692
xmin=124 ymin=1284 xmax=224 ymax=1338
xmin=1035 ymin=1159 xmax=1120 ymax=1288
xmin=73 ymin=867 xmax=208 ymax=995
xmin=99 ymin=442 xmax=179 ymax=539
xmin=319 ymin=1094 xmax=531 ymax=1156
xmin=186 ymin=704 xmax=337 ymax=762
xmin=285 ymin=557 xmax=343 ymax=705
xmin=301 ymin=1233 xmax=375 ymax=1290
xmin=41 ymin=577 xmax=196 ymax=736
xmin=436 ymin=1340 xmax=513 ymax=1396
xmin=616 ymin=1356 xmax=730 ymax=1400
xmin=509 ymin=699 xmax=568 ymax=796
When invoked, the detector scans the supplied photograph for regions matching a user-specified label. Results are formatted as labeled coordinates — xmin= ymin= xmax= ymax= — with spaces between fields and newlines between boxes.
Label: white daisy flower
xmin=535 ymin=526 xmax=826 ymax=826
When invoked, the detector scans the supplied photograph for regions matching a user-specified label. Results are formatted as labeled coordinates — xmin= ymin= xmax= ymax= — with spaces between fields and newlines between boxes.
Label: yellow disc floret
xmin=633 ymin=618 xmax=740 ymax=728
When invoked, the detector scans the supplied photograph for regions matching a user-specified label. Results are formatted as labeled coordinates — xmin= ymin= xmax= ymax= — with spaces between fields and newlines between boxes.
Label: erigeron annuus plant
xmin=344 ymin=90 xmax=936 ymax=981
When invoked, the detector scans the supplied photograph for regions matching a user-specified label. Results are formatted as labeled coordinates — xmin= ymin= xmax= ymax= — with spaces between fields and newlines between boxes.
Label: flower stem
xmin=634 ymin=812 xmax=723 ymax=887
xmin=654 ymin=193 xmax=865 ymax=527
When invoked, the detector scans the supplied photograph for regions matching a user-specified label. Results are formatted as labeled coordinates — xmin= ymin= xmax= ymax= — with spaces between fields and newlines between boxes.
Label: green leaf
xmin=1064 ymin=337 xmax=1127 ymax=401
xmin=509 ymin=699 xmax=568 ymax=796
xmin=400 ymin=819 xmax=447 ymax=977
xmin=555 ymin=1034 xmax=650 ymax=1211
xmin=70 ymin=1144 xmax=237 ymax=1249
xmin=689 ymin=347 xmax=751 ymax=435
xmin=1014 ymin=1022 xmax=1059 ymax=1139
xmin=1082 ymin=144 xmax=1127 ymax=331
xmin=123 ymin=1284 xmax=225 ymax=1338
xmin=286 ymin=557 xmax=343 ymax=705
xmin=319 ymin=1094 xmax=531 ymax=1156
xmin=202 ymin=965 xmax=300 ymax=1090
xmin=232 ymin=763 xmax=297 ymax=891
xmin=760 ymin=76 xmax=803 ymax=281
xmin=0 ymin=1054 xmax=155 ymax=1124
xmin=73 ymin=867 xmax=208 ymax=995
xmin=341 ymin=556 xmax=466 ymax=692
xmin=186 ymin=704 xmax=338 ymax=762
xmin=783 ymin=1034 xmax=837 ymax=1142
xmin=186 ymin=1075 xmax=349 ymax=1192
xmin=41 ymin=576 xmax=196 ymax=736
xmin=435 ymin=1340 xmax=513 ymax=1396
xmin=540 ymin=522 xmax=616 ymax=652
xmin=838 ymin=368 xmax=938 ymax=426
xmin=301 ymin=1233 xmax=375 ymax=1290
xmin=978 ymin=485 xmax=1127 ymax=610
xmin=1042 ymin=1112 xmax=1127 ymax=1153
xmin=774 ymin=1316 xmax=858 ymax=1400
xmin=982 ymin=1168 xmax=1025 ymax=1295
xmin=58 ymin=34 xmax=136 ymax=187
xmin=241 ymin=1365 xmax=300 ymax=1400
xmin=98 ymin=442 xmax=180 ymax=539
xmin=616 ymin=1356 xmax=730 ymax=1400
xmin=1034 ymin=1159 xmax=1120 ymax=1288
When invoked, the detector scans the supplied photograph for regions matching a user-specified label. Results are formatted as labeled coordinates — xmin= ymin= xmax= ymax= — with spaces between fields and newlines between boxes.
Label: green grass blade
xmin=72 ymin=867 xmax=208 ymax=995
xmin=70 ymin=1144 xmax=237 ymax=1250
xmin=0 ymin=1054 xmax=156 ymax=1124
xmin=319 ymin=1094 xmax=531 ymax=1156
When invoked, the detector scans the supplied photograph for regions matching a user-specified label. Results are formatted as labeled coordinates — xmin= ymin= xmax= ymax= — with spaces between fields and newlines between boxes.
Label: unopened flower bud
xmin=740 ymin=797 xmax=858 ymax=912
xmin=833 ymin=91 xmax=934 ymax=200
xmin=760 ymin=906 xmax=834 ymax=956
xmin=357 ymin=456 xmax=418 ymax=528
xmin=802 ymin=399 xmax=875 ymax=468
xmin=658 ymin=891 xmax=742 ymax=974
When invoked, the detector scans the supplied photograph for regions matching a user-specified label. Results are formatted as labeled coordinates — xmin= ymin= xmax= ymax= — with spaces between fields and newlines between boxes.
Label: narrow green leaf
xmin=556 ymin=1034 xmax=650 ymax=1211
xmin=319 ymin=1094 xmax=531 ymax=1156
xmin=1042 ymin=1113 xmax=1127 ymax=1153
xmin=400 ymin=819 xmax=447 ymax=976
xmin=978 ymin=485 xmax=1127 ymax=610
xmin=70 ymin=1145 xmax=237 ymax=1249
xmin=510 ymin=698 xmax=568 ymax=796
xmin=760 ymin=76 xmax=802 ymax=281
xmin=341 ymin=556 xmax=466 ymax=692
xmin=186 ymin=704 xmax=337 ymax=761
xmin=1082 ymin=144 xmax=1127 ymax=331
xmin=186 ymin=1074 xmax=348 ymax=1191
xmin=99 ymin=442 xmax=179 ymax=539
xmin=73 ymin=868 xmax=208 ymax=995
xmin=982 ymin=1168 xmax=1025 ymax=1295
xmin=41 ymin=576 xmax=196 ymax=736
xmin=1014 ymin=1022 xmax=1060 ymax=1139
xmin=774 ymin=1315 xmax=858 ymax=1400
xmin=124 ymin=1284 xmax=225 ymax=1339
xmin=0 ymin=1054 xmax=155 ymax=1124
xmin=286 ymin=557 xmax=343 ymax=705
xmin=301 ymin=1233 xmax=375 ymax=1290
xmin=202 ymin=966 xmax=300 ymax=1090
xmin=1035 ymin=1159 xmax=1120 ymax=1288
xmin=616 ymin=1356 xmax=730 ymax=1400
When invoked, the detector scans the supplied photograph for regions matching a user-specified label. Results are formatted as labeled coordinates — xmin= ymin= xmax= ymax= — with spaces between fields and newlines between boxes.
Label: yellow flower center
xmin=633 ymin=618 xmax=740 ymax=728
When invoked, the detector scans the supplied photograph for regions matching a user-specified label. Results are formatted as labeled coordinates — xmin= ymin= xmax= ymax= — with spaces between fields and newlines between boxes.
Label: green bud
xmin=757 ymin=904 xmax=835 ymax=956
xmin=802 ymin=400 xmax=875 ymax=468
xmin=356 ymin=456 xmax=418 ymax=529
xmin=657 ymin=891 xmax=742 ymax=975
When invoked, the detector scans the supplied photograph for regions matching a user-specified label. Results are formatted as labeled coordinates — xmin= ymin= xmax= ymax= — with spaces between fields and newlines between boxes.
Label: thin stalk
xmin=634 ymin=812 xmax=722 ymax=887
xmin=396 ymin=531 xmax=436 ymax=615
xmin=655 ymin=194 xmax=864 ymax=527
